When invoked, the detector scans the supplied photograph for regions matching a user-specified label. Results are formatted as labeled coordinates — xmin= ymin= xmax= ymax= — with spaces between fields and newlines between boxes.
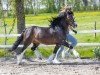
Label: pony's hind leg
xmin=31 ymin=44 xmax=42 ymax=60
xmin=16 ymin=41 xmax=31 ymax=65
xmin=17 ymin=46 xmax=26 ymax=65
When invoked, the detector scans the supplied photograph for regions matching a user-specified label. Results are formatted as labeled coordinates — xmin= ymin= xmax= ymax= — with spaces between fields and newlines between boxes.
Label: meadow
xmin=0 ymin=11 xmax=100 ymax=58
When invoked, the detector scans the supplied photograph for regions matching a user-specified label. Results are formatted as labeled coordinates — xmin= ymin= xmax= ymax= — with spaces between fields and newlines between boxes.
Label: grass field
xmin=0 ymin=11 xmax=100 ymax=58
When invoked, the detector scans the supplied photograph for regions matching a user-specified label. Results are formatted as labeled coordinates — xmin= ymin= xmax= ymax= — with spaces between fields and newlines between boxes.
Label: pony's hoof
xmin=52 ymin=59 xmax=61 ymax=64
xmin=46 ymin=59 xmax=52 ymax=64
xmin=16 ymin=54 xmax=23 ymax=65
xmin=17 ymin=62 xmax=22 ymax=65
xmin=39 ymin=57 xmax=42 ymax=60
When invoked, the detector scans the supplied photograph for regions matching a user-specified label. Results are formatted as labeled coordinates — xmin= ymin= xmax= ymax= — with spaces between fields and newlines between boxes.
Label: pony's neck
xmin=55 ymin=26 xmax=66 ymax=35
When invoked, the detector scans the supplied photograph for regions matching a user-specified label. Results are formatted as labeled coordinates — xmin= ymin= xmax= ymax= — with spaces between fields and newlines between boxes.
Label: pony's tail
xmin=11 ymin=31 xmax=24 ymax=51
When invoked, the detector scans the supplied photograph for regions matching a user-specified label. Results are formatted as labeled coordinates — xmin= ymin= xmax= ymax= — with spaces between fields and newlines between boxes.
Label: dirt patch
xmin=0 ymin=58 xmax=100 ymax=75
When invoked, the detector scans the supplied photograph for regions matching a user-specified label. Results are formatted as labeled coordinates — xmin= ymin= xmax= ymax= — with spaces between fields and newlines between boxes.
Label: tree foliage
xmin=1 ymin=0 xmax=100 ymax=15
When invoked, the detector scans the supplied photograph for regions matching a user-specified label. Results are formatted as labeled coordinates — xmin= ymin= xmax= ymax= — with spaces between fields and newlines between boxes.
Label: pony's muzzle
xmin=73 ymin=21 xmax=77 ymax=28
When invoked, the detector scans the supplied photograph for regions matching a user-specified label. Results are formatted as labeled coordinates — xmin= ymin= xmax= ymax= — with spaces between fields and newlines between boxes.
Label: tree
xmin=43 ymin=0 xmax=56 ymax=13
xmin=83 ymin=0 xmax=88 ymax=6
xmin=82 ymin=0 xmax=88 ymax=10
xmin=0 ymin=0 xmax=2 ymax=19
xmin=93 ymin=0 xmax=100 ymax=10
xmin=15 ymin=0 xmax=25 ymax=34
xmin=74 ymin=0 xmax=81 ymax=11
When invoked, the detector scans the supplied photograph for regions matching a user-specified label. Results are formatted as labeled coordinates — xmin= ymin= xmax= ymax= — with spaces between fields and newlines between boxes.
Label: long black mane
xmin=49 ymin=16 xmax=67 ymax=30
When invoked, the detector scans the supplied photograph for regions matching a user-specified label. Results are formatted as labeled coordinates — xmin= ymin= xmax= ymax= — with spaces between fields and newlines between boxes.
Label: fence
xmin=0 ymin=30 xmax=100 ymax=49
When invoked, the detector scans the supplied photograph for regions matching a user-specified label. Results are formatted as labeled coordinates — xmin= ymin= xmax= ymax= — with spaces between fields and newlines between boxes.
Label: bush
xmin=93 ymin=47 xmax=100 ymax=59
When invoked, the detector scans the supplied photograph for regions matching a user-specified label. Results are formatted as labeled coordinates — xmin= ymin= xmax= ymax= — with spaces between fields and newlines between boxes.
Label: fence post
xmin=4 ymin=22 xmax=7 ymax=46
xmin=94 ymin=21 xmax=96 ymax=38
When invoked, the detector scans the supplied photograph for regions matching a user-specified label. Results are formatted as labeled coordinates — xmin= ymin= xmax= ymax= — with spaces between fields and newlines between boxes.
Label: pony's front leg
xmin=62 ymin=41 xmax=73 ymax=49
xmin=68 ymin=48 xmax=80 ymax=58
xmin=47 ymin=44 xmax=60 ymax=64
xmin=62 ymin=41 xmax=80 ymax=58
xmin=61 ymin=47 xmax=72 ymax=58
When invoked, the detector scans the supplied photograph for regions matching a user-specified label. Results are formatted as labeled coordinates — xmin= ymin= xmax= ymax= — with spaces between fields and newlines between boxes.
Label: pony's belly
xmin=42 ymin=42 xmax=56 ymax=45
xmin=33 ymin=38 xmax=59 ymax=45
xmin=40 ymin=39 xmax=58 ymax=45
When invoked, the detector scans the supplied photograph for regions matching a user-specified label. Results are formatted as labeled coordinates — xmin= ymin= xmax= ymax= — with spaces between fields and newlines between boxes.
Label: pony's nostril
xmin=72 ymin=22 xmax=78 ymax=28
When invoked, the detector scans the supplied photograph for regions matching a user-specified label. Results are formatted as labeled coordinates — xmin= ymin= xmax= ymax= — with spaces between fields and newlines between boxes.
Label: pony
xmin=10 ymin=8 xmax=77 ymax=65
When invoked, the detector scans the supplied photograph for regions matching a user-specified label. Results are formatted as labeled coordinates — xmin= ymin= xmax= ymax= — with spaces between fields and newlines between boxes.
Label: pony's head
xmin=49 ymin=16 xmax=68 ymax=31
xmin=61 ymin=5 xmax=77 ymax=28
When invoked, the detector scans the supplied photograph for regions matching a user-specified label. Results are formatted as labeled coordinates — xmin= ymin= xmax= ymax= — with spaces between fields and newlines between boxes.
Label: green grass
xmin=0 ymin=11 xmax=100 ymax=58
xmin=25 ymin=46 xmax=54 ymax=58
xmin=76 ymin=47 xmax=94 ymax=58
xmin=75 ymin=11 xmax=100 ymax=30
xmin=22 ymin=47 xmax=95 ymax=58
xmin=0 ymin=49 xmax=11 ymax=57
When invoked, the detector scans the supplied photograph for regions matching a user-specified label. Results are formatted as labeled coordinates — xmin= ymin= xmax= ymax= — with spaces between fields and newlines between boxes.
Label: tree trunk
xmin=82 ymin=0 xmax=88 ymax=10
xmin=33 ymin=0 xmax=36 ymax=15
xmin=57 ymin=0 xmax=61 ymax=12
xmin=93 ymin=0 xmax=100 ymax=10
xmin=83 ymin=0 xmax=88 ymax=6
xmin=15 ymin=0 xmax=25 ymax=34
xmin=0 ymin=0 xmax=2 ymax=19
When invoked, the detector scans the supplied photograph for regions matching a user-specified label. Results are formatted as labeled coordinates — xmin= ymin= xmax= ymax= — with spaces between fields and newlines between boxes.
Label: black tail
xmin=11 ymin=32 xmax=24 ymax=51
